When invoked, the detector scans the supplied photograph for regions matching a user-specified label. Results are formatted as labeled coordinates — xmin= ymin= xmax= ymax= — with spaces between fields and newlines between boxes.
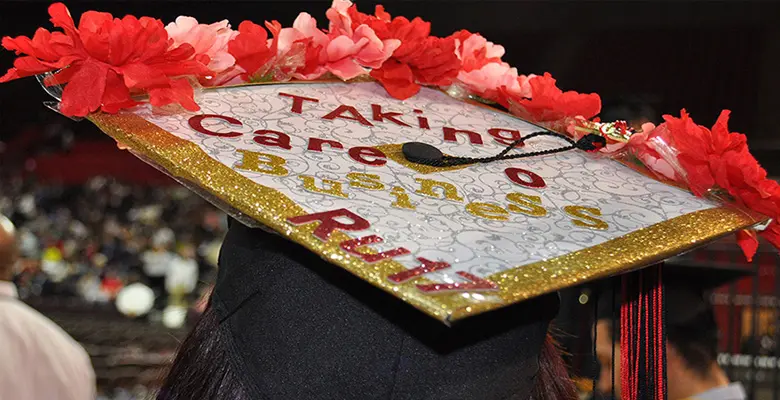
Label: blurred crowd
xmin=0 ymin=173 xmax=225 ymax=321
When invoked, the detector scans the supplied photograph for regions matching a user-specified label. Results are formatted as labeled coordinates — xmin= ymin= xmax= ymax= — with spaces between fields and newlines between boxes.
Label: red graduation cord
xmin=621 ymin=276 xmax=633 ymax=399
xmin=655 ymin=269 xmax=668 ymax=399
xmin=621 ymin=265 xmax=667 ymax=400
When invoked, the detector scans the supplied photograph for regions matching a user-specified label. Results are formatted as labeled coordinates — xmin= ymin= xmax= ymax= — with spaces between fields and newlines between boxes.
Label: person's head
xmin=595 ymin=267 xmax=743 ymax=399
xmin=0 ymin=214 xmax=18 ymax=281
xmin=595 ymin=307 xmax=720 ymax=398
xmin=600 ymin=97 xmax=657 ymax=132
xmin=157 ymin=220 xmax=576 ymax=400
xmin=178 ymin=243 xmax=195 ymax=259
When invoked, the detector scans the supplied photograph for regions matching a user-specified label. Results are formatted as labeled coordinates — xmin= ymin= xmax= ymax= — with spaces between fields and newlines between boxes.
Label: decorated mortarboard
xmin=1 ymin=1 xmax=778 ymax=327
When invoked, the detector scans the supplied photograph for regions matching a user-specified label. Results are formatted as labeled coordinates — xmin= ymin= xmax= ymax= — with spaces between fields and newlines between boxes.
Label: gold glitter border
xmin=88 ymin=86 xmax=768 ymax=324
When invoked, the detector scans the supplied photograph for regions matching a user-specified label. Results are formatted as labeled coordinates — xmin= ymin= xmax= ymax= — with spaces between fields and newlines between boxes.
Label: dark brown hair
xmin=532 ymin=334 xmax=579 ymax=400
xmin=156 ymin=305 xmax=250 ymax=400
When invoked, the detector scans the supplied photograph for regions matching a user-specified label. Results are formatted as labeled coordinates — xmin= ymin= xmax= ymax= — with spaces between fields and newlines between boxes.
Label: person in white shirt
xmin=142 ymin=228 xmax=176 ymax=310
xmin=165 ymin=243 xmax=199 ymax=297
xmin=142 ymin=227 xmax=176 ymax=279
xmin=162 ymin=244 xmax=199 ymax=328
xmin=0 ymin=215 xmax=96 ymax=400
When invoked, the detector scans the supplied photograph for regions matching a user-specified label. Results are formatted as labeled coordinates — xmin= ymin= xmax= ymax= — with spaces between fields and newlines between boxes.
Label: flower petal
xmin=147 ymin=78 xmax=199 ymax=111
xmin=59 ymin=59 xmax=108 ymax=117
xmin=370 ymin=59 xmax=419 ymax=99
xmin=736 ymin=230 xmax=759 ymax=262
xmin=100 ymin=69 xmax=138 ymax=113
xmin=327 ymin=57 xmax=366 ymax=80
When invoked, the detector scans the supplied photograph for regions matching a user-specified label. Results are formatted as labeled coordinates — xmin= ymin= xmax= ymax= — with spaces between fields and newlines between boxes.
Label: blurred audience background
xmin=1 ymin=174 xmax=224 ymax=308
xmin=0 ymin=172 xmax=225 ymax=399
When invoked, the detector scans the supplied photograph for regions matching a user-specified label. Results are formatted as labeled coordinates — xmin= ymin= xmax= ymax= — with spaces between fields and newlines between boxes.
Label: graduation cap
xmin=1 ymin=2 xmax=775 ymax=399
xmin=0 ymin=1 xmax=770 ymax=326
xmin=84 ymin=78 xmax=768 ymax=326
xmin=77 ymin=80 xmax=763 ymax=325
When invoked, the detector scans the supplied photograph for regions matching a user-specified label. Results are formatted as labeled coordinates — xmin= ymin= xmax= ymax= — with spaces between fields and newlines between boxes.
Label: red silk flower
xmin=448 ymin=29 xmax=521 ymax=103
xmin=501 ymin=72 xmax=601 ymax=130
xmin=234 ymin=17 xmax=327 ymax=82
xmin=640 ymin=110 xmax=780 ymax=260
xmin=0 ymin=3 xmax=211 ymax=117
xmin=450 ymin=29 xmax=505 ymax=73
xmin=347 ymin=5 xmax=461 ymax=99
xmin=227 ymin=21 xmax=277 ymax=81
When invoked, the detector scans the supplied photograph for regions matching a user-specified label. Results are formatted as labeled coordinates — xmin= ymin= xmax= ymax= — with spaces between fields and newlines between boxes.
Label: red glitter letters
xmin=504 ymin=167 xmax=546 ymax=188
xmin=278 ymin=92 xmax=319 ymax=114
xmin=387 ymin=258 xmax=451 ymax=283
xmin=339 ymin=235 xmax=410 ymax=263
xmin=287 ymin=208 xmax=370 ymax=241
xmin=188 ymin=114 xmax=243 ymax=138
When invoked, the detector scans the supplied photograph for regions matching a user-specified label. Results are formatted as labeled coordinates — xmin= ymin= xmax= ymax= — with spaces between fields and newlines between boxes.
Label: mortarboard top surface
xmin=89 ymin=80 xmax=767 ymax=324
